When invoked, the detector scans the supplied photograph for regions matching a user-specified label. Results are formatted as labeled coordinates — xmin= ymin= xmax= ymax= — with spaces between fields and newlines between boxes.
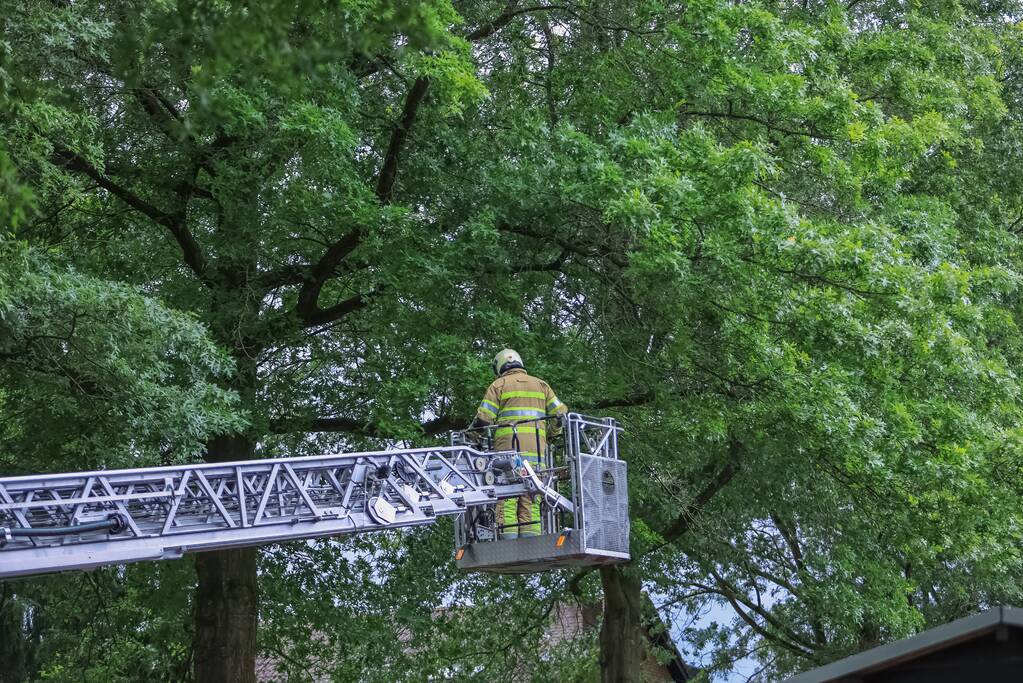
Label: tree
xmin=0 ymin=33 xmax=242 ymax=678
xmin=0 ymin=244 xmax=242 ymax=470
xmin=5 ymin=1 xmax=522 ymax=680
xmin=6 ymin=1 xmax=1023 ymax=681
xmin=518 ymin=2 xmax=1023 ymax=678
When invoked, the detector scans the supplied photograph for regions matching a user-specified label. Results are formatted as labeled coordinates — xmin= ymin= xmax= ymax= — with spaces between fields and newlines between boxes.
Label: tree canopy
xmin=3 ymin=1 xmax=1023 ymax=681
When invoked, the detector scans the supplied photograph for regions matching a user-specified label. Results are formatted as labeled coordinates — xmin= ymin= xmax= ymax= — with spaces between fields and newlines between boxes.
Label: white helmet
xmin=492 ymin=348 xmax=524 ymax=375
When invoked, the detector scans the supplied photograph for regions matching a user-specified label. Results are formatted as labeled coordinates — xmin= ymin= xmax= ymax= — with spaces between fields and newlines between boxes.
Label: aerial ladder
xmin=0 ymin=414 xmax=629 ymax=578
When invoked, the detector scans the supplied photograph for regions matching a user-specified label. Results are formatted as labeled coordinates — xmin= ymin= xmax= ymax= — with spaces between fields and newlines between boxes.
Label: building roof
xmin=784 ymin=605 xmax=1023 ymax=683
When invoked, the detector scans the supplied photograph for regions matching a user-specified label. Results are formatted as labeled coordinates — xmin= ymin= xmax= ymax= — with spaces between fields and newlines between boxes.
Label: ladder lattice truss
xmin=0 ymin=445 xmax=572 ymax=578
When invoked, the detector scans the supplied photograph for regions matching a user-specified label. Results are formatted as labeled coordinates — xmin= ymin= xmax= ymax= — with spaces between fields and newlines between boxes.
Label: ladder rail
xmin=0 ymin=445 xmax=569 ymax=578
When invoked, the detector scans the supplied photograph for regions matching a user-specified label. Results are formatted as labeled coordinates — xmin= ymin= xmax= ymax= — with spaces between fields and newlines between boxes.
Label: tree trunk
xmin=194 ymin=433 xmax=259 ymax=682
xmin=599 ymin=564 xmax=645 ymax=683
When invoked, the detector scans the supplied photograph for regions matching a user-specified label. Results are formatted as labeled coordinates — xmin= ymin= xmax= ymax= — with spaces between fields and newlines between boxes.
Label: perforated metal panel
xmin=579 ymin=454 xmax=629 ymax=555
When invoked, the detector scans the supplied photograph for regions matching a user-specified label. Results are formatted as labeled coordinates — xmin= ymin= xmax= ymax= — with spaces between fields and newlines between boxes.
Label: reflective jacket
xmin=474 ymin=368 xmax=568 ymax=459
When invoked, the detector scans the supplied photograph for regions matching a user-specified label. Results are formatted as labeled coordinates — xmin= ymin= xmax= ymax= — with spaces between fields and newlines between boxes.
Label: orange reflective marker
xmin=455 ymin=547 xmax=465 ymax=561
xmin=555 ymin=534 xmax=568 ymax=548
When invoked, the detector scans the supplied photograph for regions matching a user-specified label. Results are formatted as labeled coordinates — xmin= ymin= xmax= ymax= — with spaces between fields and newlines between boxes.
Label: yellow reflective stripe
xmin=481 ymin=399 xmax=500 ymax=413
xmin=495 ymin=427 xmax=546 ymax=438
xmin=546 ymin=397 xmax=561 ymax=409
xmin=500 ymin=499 xmax=517 ymax=526
xmin=497 ymin=408 xmax=546 ymax=421
xmin=501 ymin=405 xmax=545 ymax=414
xmin=477 ymin=406 xmax=497 ymax=419
xmin=500 ymin=390 xmax=546 ymax=400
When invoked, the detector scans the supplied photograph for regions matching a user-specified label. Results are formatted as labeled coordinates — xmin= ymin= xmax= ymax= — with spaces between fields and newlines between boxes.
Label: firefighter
xmin=472 ymin=349 xmax=568 ymax=538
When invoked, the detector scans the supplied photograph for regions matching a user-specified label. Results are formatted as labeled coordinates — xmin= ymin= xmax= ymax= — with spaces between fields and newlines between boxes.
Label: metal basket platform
xmin=453 ymin=414 xmax=630 ymax=573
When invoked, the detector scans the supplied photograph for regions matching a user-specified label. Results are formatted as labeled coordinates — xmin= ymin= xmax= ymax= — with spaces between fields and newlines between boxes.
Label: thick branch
xmin=51 ymin=146 xmax=212 ymax=285
xmin=295 ymin=74 xmax=429 ymax=324
xmin=466 ymin=3 xmax=578 ymax=41
xmin=295 ymin=229 xmax=363 ymax=324
xmin=256 ymin=263 xmax=309 ymax=290
xmin=299 ymin=290 xmax=370 ymax=328
xmin=292 ymin=70 xmax=428 ymax=325
xmin=467 ymin=1 xmax=527 ymax=40
xmin=653 ymin=440 xmax=743 ymax=550
xmin=53 ymin=147 xmax=171 ymax=225
xmin=132 ymin=86 xmax=185 ymax=140
xmin=771 ymin=513 xmax=827 ymax=645
xmin=376 ymin=76 xmax=430 ymax=202
xmin=566 ymin=569 xmax=591 ymax=597
xmin=771 ymin=514 xmax=807 ymax=575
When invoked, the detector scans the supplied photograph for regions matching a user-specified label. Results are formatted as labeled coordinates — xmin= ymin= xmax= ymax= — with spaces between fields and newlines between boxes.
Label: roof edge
xmin=783 ymin=605 xmax=1022 ymax=683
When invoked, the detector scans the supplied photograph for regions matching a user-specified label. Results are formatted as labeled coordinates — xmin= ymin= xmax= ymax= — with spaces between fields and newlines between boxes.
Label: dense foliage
xmin=3 ymin=1 xmax=1023 ymax=681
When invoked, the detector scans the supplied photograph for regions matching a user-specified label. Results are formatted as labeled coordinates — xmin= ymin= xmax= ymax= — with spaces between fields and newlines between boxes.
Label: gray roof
xmin=783 ymin=605 xmax=1023 ymax=683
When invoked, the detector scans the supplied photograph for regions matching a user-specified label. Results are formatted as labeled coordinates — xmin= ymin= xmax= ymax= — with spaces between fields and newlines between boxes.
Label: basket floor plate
xmin=456 ymin=533 xmax=628 ymax=574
